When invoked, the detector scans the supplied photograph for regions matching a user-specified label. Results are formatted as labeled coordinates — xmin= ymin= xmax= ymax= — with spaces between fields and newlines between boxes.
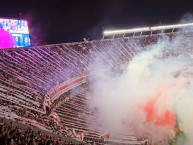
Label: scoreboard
xmin=0 ymin=18 xmax=30 ymax=49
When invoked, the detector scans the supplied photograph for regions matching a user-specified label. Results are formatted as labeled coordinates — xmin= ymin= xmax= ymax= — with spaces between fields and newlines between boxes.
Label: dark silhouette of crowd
xmin=0 ymin=118 xmax=85 ymax=145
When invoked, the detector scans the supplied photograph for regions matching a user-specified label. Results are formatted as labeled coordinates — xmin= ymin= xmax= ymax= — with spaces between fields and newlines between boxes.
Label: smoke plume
xmin=87 ymin=33 xmax=193 ymax=144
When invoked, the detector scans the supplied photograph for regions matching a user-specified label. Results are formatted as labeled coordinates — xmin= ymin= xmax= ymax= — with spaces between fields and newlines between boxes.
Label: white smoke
xmin=86 ymin=33 xmax=193 ymax=144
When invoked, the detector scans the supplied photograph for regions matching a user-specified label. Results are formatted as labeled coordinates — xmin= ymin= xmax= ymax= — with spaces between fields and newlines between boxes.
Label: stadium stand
xmin=1 ymin=31 xmax=189 ymax=144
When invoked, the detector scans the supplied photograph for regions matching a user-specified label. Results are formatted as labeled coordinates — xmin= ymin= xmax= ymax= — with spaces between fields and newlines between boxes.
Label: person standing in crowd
xmin=0 ymin=23 xmax=12 ymax=49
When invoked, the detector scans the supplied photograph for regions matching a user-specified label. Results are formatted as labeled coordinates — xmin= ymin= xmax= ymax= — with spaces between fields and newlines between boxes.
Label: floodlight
xmin=103 ymin=27 xmax=150 ymax=36
xmin=103 ymin=23 xmax=193 ymax=36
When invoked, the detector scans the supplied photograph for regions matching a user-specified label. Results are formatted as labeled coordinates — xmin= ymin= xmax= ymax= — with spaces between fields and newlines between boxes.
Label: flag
xmin=99 ymin=132 xmax=110 ymax=140
xmin=68 ymin=128 xmax=77 ymax=138
xmin=64 ymin=126 xmax=69 ymax=131
xmin=49 ymin=112 xmax=60 ymax=124
xmin=76 ymin=132 xmax=84 ymax=141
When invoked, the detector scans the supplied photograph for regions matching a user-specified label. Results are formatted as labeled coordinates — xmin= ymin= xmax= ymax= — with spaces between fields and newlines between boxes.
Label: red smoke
xmin=143 ymin=92 xmax=176 ymax=131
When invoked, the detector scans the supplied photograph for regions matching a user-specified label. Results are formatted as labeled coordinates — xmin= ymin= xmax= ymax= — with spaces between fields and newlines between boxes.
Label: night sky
xmin=0 ymin=0 xmax=193 ymax=45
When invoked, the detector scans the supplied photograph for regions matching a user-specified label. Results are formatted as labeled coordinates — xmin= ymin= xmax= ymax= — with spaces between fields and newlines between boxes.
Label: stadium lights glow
xmin=103 ymin=27 xmax=150 ymax=36
xmin=150 ymin=23 xmax=193 ymax=30
xmin=103 ymin=23 xmax=193 ymax=36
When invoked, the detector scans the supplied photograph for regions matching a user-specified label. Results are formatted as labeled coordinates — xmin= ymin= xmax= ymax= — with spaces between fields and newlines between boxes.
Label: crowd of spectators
xmin=0 ymin=94 xmax=105 ymax=144
xmin=0 ymin=99 xmax=57 ymax=132
xmin=0 ymin=33 xmax=161 ymax=97
xmin=0 ymin=32 xmax=181 ymax=144
xmin=50 ymin=91 xmax=71 ymax=111
xmin=0 ymin=118 xmax=84 ymax=145
xmin=140 ymin=35 xmax=158 ymax=47
xmin=0 ymin=76 xmax=43 ymax=112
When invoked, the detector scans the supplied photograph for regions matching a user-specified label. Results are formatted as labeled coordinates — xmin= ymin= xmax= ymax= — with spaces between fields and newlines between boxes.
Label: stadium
xmin=1 ymin=1 xmax=193 ymax=145
xmin=1 ymin=21 xmax=193 ymax=145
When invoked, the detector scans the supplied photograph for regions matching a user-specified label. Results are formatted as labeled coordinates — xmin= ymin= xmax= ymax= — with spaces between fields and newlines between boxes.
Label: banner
xmin=100 ymin=132 xmax=110 ymax=140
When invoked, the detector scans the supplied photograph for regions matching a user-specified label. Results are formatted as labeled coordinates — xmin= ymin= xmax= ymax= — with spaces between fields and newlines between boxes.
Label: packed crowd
xmin=0 ymin=33 xmax=160 ymax=97
xmin=0 ymin=92 xmax=105 ymax=144
xmin=0 ymin=75 xmax=44 ymax=112
xmin=0 ymin=118 xmax=84 ymax=145
xmin=0 ymin=99 xmax=59 ymax=133
xmin=0 ymin=33 xmax=181 ymax=144
xmin=50 ymin=91 xmax=71 ymax=111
